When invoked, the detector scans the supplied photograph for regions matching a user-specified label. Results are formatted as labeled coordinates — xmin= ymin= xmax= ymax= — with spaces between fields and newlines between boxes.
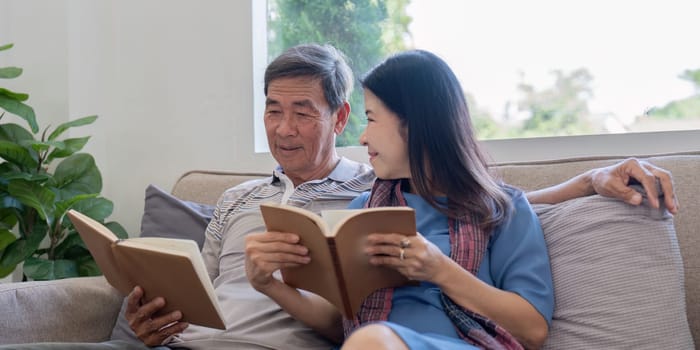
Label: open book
xmin=259 ymin=203 xmax=417 ymax=318
xmin=67 ymin=209 xmax=226 ymax=329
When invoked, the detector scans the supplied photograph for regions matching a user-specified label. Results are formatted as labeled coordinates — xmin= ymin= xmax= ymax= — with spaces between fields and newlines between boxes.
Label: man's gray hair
xmin=264 ymin=43 xmax=354 ymax=112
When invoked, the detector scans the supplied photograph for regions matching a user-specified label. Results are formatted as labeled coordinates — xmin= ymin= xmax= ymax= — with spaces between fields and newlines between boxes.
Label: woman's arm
xmin=367 ymin=234 xmax=549 ymax=349
xmin=366 ymin=192 xmax=553 ymax=349
xmin=434 ymin=259 xmax=548 ymax=349
xmin=436 ymin=197 xmax=551 ymax=348
xmin=525 ymin=158 xmax=678 ymax=214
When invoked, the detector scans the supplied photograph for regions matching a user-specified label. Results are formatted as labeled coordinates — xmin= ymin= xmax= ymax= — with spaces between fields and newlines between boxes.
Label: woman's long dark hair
xmin=361 ymin=50 xmax=511 ymax=231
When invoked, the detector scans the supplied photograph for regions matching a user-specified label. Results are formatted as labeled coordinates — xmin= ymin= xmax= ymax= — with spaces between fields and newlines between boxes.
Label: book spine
xmin=327 ymin=238 xmax=353 ymax=318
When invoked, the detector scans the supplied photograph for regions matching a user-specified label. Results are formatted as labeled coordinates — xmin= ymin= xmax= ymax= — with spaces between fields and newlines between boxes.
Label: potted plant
xmin=0 ymin=43 xmax=126 ymax=281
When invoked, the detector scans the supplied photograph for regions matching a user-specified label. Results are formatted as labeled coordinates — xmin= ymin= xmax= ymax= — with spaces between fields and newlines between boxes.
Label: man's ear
xmin=333 ymin=101 xmax=351 ymax=135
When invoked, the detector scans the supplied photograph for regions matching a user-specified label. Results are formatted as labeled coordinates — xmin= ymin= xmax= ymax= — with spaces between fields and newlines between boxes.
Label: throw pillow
xmin=535 ymin=190 xmax=694 ymax=349
xmin=139 ymin=184 xmax=214 ymax=249
xmin=109 ymin=184 xmax=215 ymax=344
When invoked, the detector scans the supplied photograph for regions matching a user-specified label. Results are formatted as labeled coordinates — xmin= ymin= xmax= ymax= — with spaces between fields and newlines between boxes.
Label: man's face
xmin=264 ymin=77 xmax=348 ymax=184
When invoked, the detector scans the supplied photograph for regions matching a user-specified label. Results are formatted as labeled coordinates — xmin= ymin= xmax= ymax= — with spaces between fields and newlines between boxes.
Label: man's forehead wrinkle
xmin=265 ymin=96 xmax=320 ymax=111
xmin=267 ymin=79 xmax=327 ymax=113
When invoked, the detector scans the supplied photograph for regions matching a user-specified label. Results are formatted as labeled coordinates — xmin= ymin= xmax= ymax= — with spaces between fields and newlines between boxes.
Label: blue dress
xmin=345 ymin=188 xmax=554 ymax=349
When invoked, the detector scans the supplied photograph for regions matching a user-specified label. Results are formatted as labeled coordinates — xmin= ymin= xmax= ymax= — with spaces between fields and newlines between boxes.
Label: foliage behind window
xmin=267 ymin=0 xmax=411 ymax=146
xmin=267 ymin=1 xmax=700 ymax=143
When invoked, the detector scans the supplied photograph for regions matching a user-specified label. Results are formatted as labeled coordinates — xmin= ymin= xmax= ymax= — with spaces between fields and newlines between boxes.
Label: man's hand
xmin=244 ymin=231 xmax=310 ymax=293
xmin=125 ymin=286 xmax=189 ymax=346
xmin=591 ymin=158 xmax=678 ymax=214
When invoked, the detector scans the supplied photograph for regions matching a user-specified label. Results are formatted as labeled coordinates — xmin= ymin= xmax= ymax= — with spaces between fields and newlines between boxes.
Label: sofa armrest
xmin=0 ymin=276 xmax=123 ymax=344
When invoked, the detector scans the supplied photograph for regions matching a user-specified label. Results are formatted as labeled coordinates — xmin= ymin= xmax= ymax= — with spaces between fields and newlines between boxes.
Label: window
xmin=256 ymin=0 xmax=700 ymax=160
xmin=406 ymin=0 xmax=700 ymax=140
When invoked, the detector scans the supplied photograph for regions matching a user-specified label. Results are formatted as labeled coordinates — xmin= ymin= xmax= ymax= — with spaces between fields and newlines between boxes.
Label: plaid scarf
xmin=342 ymin=179 xmax=522 ymax=350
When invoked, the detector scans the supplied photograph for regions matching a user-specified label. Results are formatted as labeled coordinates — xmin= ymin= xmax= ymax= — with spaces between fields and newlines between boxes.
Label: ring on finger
xmin=400 ymin=248 xmax=405 ymax=260
xmin=400 ymin=238 xmax=411 ymax=248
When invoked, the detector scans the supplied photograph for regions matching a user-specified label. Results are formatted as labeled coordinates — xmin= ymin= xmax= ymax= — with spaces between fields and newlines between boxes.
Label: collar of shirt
xmin=271 ymin=157 xmax=367 ymax=184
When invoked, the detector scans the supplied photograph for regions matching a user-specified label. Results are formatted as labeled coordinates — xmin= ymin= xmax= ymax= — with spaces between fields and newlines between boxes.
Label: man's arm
xmin=525 ymin=158 xmax=678 ymax=214
xmin=244 ymin=231 xmax=344 ymax=343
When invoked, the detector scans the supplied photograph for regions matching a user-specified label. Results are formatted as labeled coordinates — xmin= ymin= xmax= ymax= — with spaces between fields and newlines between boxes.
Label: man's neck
xmin=287 ymin=156 xmax=341 ymax=187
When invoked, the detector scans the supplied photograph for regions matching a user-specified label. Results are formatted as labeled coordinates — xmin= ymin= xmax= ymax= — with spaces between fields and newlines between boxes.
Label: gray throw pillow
xmin=109 ymin=184 xmax=215 ymax=344
xmin=139 ymin=184 xmax=214 ymax=249
xmin=535 ymin=192 xmax=694 ymax=349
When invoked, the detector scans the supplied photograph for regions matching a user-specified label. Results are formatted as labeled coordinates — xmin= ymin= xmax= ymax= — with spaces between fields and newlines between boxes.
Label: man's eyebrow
xmin=292 ymin=100 xmax=322 ymax=114
xmin=265 ymin=98 xmax=322 ymax=114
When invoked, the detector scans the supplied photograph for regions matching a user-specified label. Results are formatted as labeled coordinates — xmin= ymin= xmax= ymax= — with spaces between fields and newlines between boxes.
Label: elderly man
xmin=124 ymin=44 xmax=676 ymax=350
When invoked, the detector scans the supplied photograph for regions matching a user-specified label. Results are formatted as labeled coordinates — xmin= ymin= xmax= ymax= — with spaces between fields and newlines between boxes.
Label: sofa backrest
xmin=171 ymin=151 xmax=700 ymax=345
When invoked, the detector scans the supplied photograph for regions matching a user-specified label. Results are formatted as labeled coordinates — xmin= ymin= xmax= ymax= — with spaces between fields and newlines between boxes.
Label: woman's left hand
xmin=364 ymin=232 xmax=449 ymax=283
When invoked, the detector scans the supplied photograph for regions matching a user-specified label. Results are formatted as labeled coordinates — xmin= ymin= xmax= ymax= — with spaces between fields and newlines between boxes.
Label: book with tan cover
xmin=67 ymin=209 xmax=226 ymax=329
xmin=259 ymin=203 xmax=417 ymax=318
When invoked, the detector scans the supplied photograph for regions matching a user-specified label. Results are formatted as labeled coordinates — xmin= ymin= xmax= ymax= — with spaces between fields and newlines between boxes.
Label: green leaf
xmin=0 ymin=88 xmax=29 ymax=101
xmin=0 ymin=194 xmax=22 ymax=212
xmin=46 ymin=136 xmax=90 ymax=161
xmin=77 ymin=256 xmax=101 ymax=276
xmin=0 ymin=227 xmax=46 ymax=270
xmin=0 ymin=168 xmax=50 ymax=183
xmin=47 ymin=115 xmax=97 ymax=141
xmin=105 ymin=221 xmax=129 ymax=239
xmin=8 ymin=179 xmax=56 ymax=222
xmin=0 ymin=123 xmax=36 ymax=142
xmin=53 ymin=231 xmax=88 ymax=259
xmin=0 ymin=209 xmax=18 ymax=230
xmin=0 ymin=94 xmax=37 ymax=132
xmin=54 ymin=193 xmax=98 ymax=219
xmin=0 ymin=43 xmax=13 ymax=51
xmin=70 ymin=197 xmax=113 ymax=222
xmin=22 ymin=139 xmax=64 ymax=154
xmin=0 ymin=264 xmax=16 ymax=278
xmin=0 ymin=140 xmax=39 ymax=170
xmin=52 ymin=153 xmax=102 ymax=198
xmin=0 ymin=229 xmax=17 ymax=251
xmin=0 ymin=67 xmax=22 ymax=79
xmin=23 ymin=256 xmax=79 ymax=280
xmin=51 ymin=153 xmax=97 ymax=187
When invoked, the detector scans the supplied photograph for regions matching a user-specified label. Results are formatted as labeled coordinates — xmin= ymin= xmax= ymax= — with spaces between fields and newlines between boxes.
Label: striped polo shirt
xmin=173 ymin=157 xmax=374 ymax=350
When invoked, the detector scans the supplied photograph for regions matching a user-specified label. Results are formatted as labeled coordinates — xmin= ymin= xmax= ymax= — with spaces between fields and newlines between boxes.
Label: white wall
xmin=1 ymin=0 xmax=276 ymax=235
xmin=2 ymin=0 xmax=699 ymax=235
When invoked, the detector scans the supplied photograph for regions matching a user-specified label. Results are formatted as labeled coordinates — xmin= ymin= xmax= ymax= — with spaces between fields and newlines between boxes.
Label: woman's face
xmin=360 ymin=89 xmax=411 ymax=179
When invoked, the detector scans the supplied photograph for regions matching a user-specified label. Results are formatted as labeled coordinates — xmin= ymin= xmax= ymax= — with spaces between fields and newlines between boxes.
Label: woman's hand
xmin=364 ymin=232 xmax=449 ymax=283
xmin=244 ymin=231 xmax=310 ymax=293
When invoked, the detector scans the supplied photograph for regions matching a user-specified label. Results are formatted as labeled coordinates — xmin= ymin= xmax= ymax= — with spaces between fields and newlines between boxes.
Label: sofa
xmin=1 ymin=151 xmax=698 ymax=348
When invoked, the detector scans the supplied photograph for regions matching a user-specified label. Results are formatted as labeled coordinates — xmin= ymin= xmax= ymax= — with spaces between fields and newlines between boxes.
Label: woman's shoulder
xmin=500 ymin=184 xmax=528 ymax=206
xmin=347 ymin=191 xmax=371 ymax=209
